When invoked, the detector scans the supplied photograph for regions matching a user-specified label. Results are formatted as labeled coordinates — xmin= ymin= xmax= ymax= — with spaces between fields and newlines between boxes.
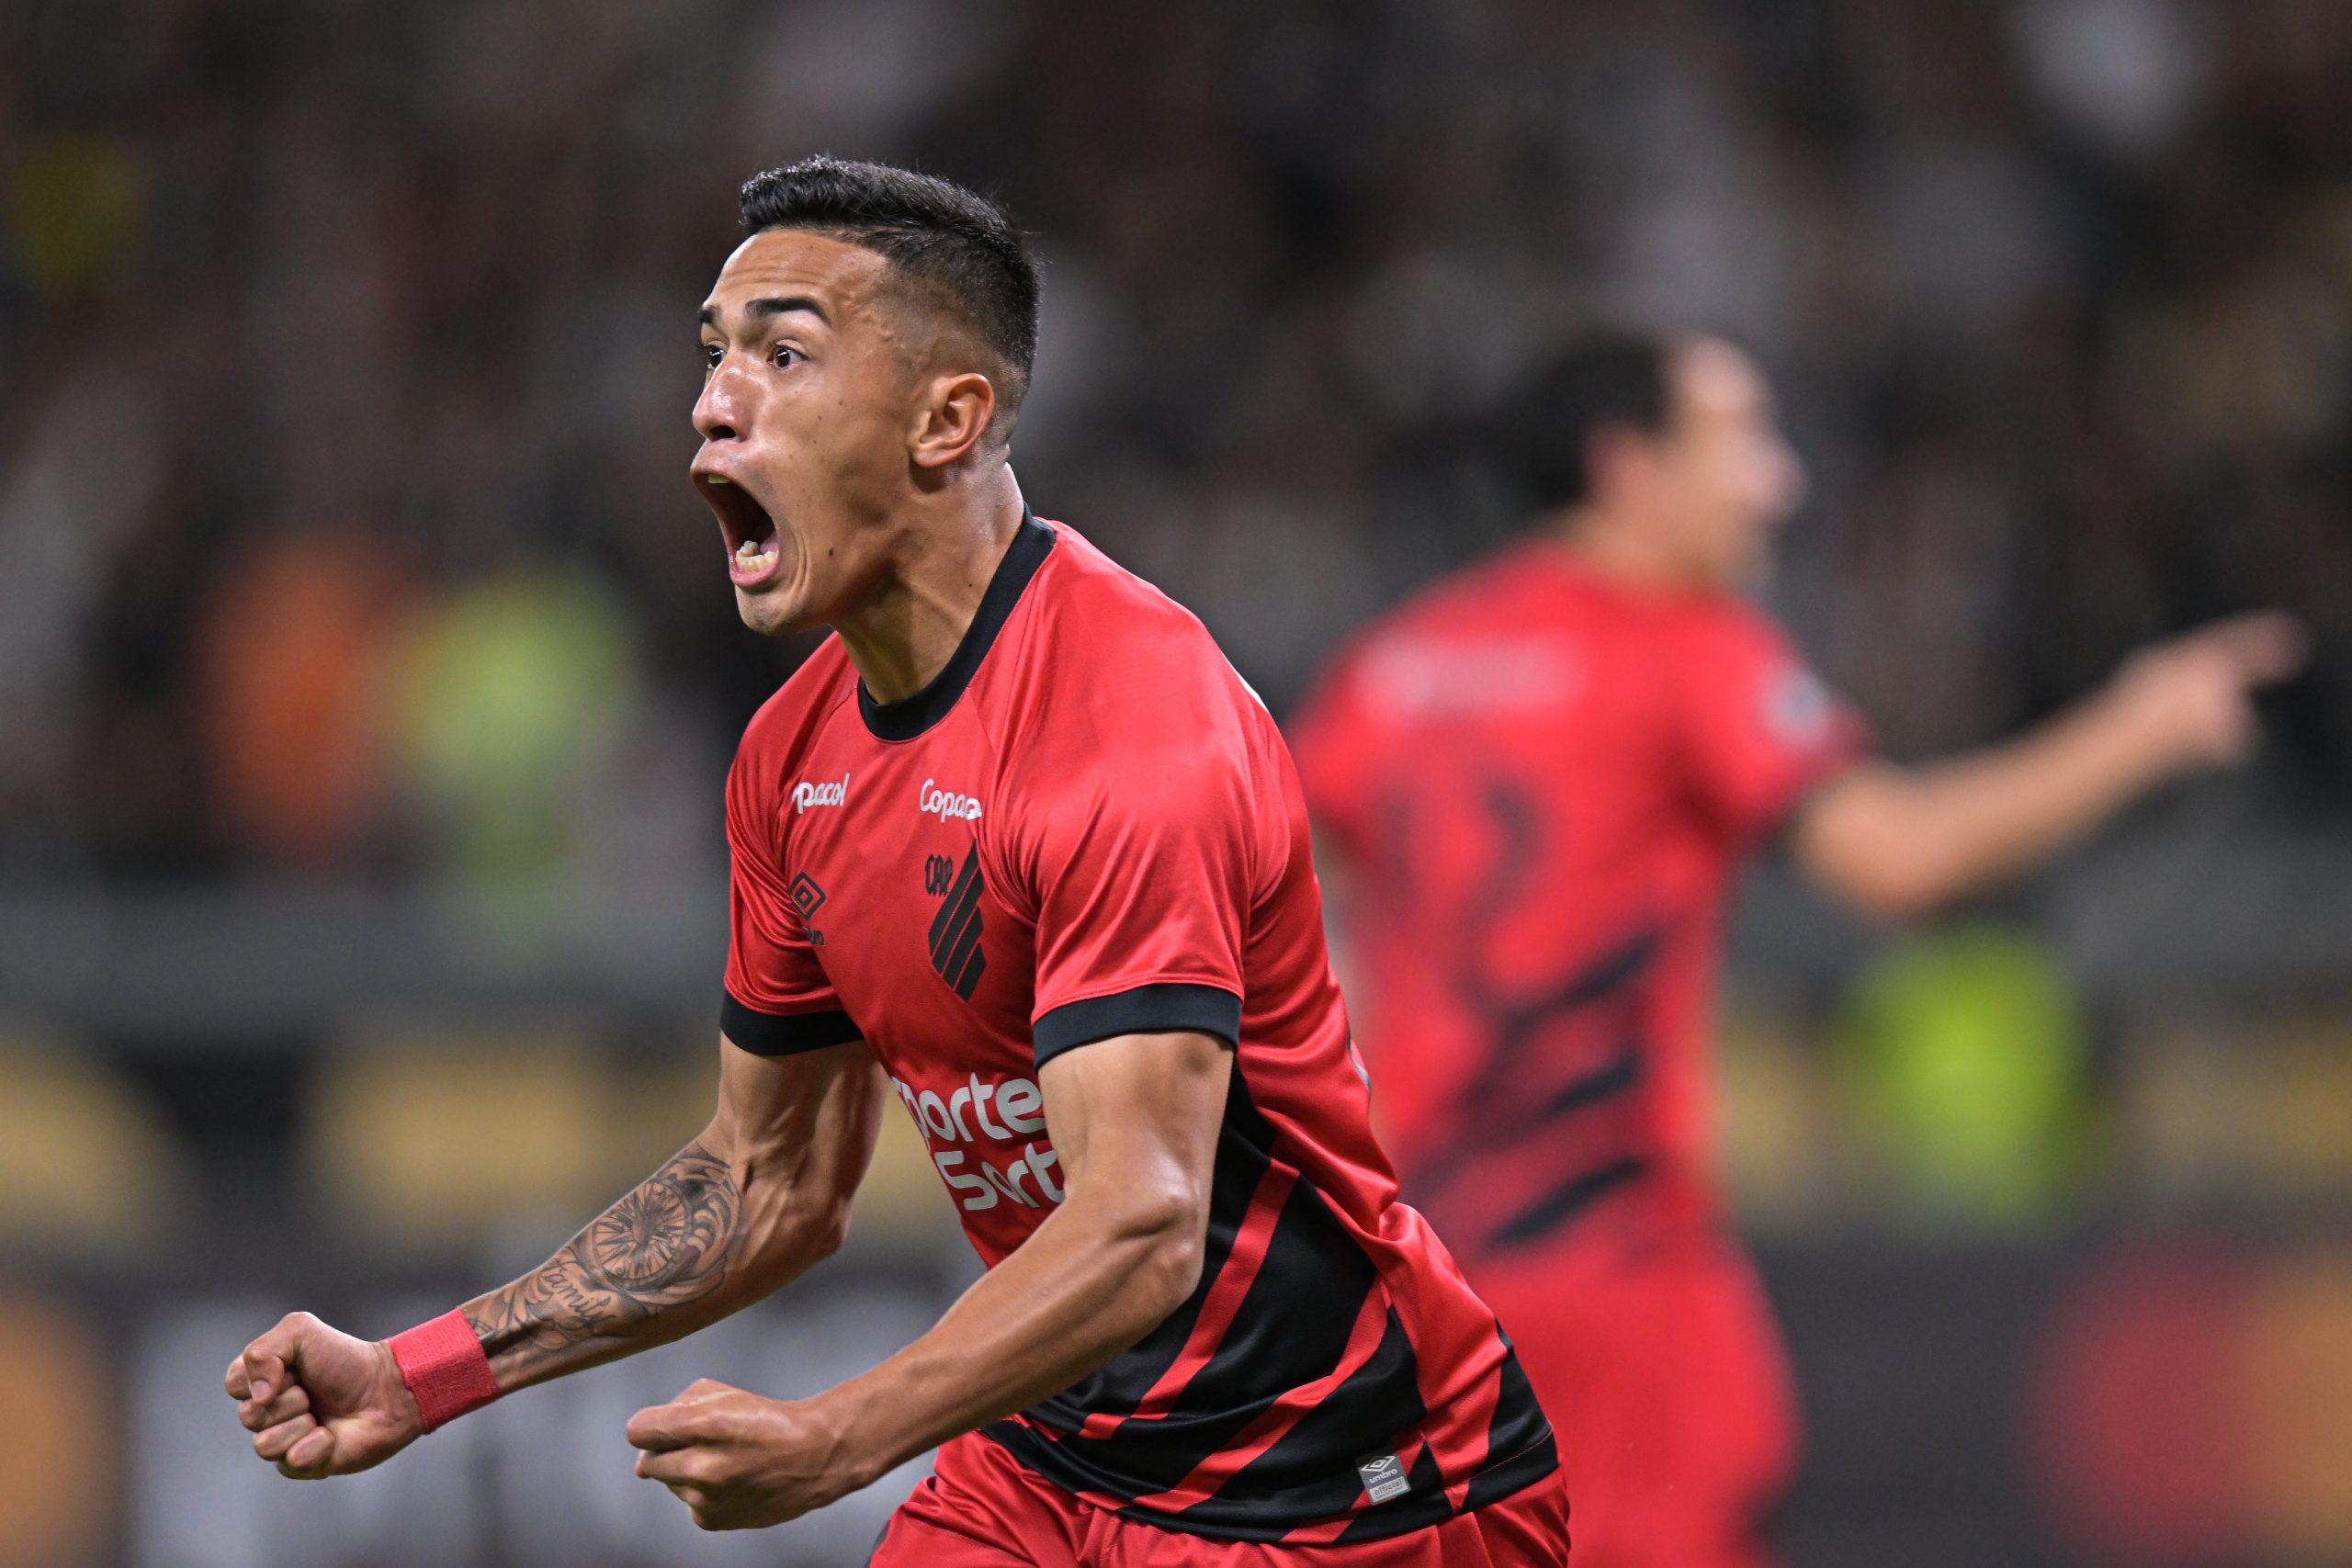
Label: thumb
xmin=626 ymin=1401 xmax=706 ymax=1452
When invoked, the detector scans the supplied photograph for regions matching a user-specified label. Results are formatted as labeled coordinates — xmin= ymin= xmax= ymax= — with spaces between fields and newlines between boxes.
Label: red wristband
xmin=387 ymin=1309 xmax=501 ymax=1432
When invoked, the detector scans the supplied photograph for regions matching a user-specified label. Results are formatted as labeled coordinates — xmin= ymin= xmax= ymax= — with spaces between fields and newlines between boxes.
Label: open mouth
xmin=696 ymin=472 xmax=786 ymax=589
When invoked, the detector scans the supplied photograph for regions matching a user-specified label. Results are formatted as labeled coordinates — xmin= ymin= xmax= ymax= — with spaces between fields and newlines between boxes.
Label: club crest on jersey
xmin=1764 ymin=665 xmax=1834 ymax=742
xmin=928 ymin=845 xmax=988 ymax=1000
xmin=918 ymin=778 xmax=984 ymax=823
xmin=792 ymin=772 xmax=851 ymax=814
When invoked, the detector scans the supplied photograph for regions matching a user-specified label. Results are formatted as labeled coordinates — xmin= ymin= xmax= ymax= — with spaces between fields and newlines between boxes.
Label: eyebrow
xmin=697 ymin=295 xmax=831 ymax=329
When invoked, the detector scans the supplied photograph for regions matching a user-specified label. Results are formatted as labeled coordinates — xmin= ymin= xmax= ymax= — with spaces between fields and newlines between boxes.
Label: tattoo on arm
xmin=463 ymin=1140 xmax=743 ymax=1375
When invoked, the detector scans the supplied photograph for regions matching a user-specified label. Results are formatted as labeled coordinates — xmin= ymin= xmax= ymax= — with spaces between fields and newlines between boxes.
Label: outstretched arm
xmin=1794 ymin=611 xmax=2306 ymax=919
xmin=624 ymin=1029 xmax=1231 ymax=1531
xmin=462 ymin=1039 xmax=884 ymax=1390
xmin=226 ymin=1037 xmax=886 ymax=1477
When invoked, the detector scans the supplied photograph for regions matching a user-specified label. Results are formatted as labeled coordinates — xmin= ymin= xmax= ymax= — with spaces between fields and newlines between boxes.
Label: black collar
xmin=858 ymin=513 xmax=1056 ymax=741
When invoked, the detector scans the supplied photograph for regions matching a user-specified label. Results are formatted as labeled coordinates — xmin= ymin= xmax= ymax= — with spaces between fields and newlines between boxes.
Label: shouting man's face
xmin=691 ymin=229 xmax=939 ymax=636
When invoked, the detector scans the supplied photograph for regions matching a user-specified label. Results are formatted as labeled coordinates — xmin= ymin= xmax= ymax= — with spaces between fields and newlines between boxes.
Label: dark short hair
xmin=1496 ymin=330 xmax=1678 ymax=512
xmin=738 ymin=156 xmax=1041 ymax=417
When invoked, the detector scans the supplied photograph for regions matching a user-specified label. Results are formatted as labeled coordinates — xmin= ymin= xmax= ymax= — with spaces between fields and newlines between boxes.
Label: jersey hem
xmin=977 ymin=1422 xmax=1560 ymax=1544
xmin=720 ymin=990 xmax=863 ymax=1055
xmin=1032 ymin=982 xmax=1243 ymax=1066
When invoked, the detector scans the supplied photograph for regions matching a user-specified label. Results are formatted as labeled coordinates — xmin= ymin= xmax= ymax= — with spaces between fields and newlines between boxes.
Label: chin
xmin=733 ymin=586 xmax=809 ymax=637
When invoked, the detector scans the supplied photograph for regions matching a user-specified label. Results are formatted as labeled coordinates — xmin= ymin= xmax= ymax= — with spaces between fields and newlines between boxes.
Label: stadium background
xmin=2 ymin=1 xmax=2349 ymax=1563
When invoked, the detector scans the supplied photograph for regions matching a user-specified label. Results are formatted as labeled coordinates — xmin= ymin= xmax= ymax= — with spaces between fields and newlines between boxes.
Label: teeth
xmin=707 ymin=475 xmax=731 ymax=486
xmin=733 ymin=539 xmax=778 ymax=573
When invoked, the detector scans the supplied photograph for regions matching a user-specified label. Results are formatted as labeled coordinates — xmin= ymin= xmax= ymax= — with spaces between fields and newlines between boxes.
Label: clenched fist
xmin=627 ymin=1379 xmax=882 ymax=1530
xmin=226 ymin=1312 xmax=424 ymax=1479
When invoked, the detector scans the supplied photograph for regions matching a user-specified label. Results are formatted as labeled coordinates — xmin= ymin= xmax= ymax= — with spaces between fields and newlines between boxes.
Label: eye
xmin=771 ymin=344 xmax=802 ymax=369
xmin=701 ymin=341 xmax=723 ymax=370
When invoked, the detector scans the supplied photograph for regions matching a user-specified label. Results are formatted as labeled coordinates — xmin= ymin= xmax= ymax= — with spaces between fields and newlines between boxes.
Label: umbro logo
xmin=1356 ymin=1450 xmax=1410 ymax=1504
xmin=926 ymin=846 xmax=988 ymax=1000
xmin=788 ymin=873 xmax=827 ymax=920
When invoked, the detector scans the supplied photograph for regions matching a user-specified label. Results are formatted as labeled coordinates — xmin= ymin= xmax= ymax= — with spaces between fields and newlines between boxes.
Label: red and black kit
xmin=723 ymin=516 xmax=1557 ymax=1547
xmin=1290 ymin=539 xmax=1866 ymax=1568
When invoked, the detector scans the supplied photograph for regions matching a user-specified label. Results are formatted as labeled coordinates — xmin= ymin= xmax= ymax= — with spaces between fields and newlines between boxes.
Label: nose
xmin=694 ymin=358 xmax=742 ymax=443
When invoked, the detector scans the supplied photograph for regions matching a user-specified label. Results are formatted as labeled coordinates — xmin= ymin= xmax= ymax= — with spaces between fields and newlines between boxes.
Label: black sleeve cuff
xmin=721 ymin=991 xmax=863 ymax=1056
xmin=1033 ymin=983 xmax=1242 ymax=1067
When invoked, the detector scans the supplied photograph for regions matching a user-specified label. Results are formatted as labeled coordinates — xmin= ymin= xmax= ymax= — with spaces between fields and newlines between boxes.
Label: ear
xmin=910 ymin=371 xmax=998 ymax=471
xmin=1583 ymin=423 xmax=1656 ymax=499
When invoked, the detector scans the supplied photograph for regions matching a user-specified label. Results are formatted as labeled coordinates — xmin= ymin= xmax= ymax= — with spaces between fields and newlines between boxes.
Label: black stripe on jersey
xmin=1029 ymin=1057 xmax=1270 ymax=1421
xmin=1202 ymin=1306 xmax=1425 ymax=1512
xmin=1464 ymin=1329 xmax=1557 ymax=1510
xmin=861 ymin=514 xmax=1055 ymax=740
xmin=979 ymin=1075 xmax=1564 ymax=1542
xmin=1312 ymin=1431 xmax=1559 ymax=1546
xmin=1539 ymin=1037 xmax=1642 ymax=1116
xmin=1486 ymin=1154 xmax=1649 ymax=1251
xmin=719 ymin=991 xmax=862 ymax=1055
xmin=947 ymin=934 xmax=988 ymax=998
xmin=1033 ymin=983 xmax=1243 ymax=1066
xmin=995 ymin=1078 xmax=1374 ymax=1487
xmin=927 ymin=847 xmax=988 ymax=1000
xmin=1009 ymin=1083 xmax=1374 ymax=1490
xmin=1407 ymin=918 xmax=1666 ymax=1253
xmin=1330 ymin=1445 xmax=1454 ymax=1543
xmin=1318 ymin=1331 xmax=1556 ymax=1544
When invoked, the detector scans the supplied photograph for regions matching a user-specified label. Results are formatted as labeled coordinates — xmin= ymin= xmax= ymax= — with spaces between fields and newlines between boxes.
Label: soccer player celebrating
xmin=225 ymin=158 xmax=1567 ymax=1565
xmin=1287 ymin=331 xmax=2305 ymax=1568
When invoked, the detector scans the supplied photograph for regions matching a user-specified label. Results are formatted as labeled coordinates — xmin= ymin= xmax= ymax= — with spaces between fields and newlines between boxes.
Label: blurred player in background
xmin=224 ymin=158 xmax=1566 ymax=1566
xmin=1288 ymin=330 xmax=2305 ymax=1568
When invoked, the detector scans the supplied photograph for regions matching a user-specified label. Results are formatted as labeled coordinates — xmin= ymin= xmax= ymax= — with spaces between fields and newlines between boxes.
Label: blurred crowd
xmin=2 ymin=0 xmax=2347 ymax=893
xmin=6 ymin=8 xmax=2351 ymax=1564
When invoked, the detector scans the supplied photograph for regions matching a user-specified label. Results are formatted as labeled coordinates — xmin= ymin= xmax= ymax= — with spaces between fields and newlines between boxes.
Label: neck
xmin=1547 ymin=503 xmax=1694 ymax=592
xmin=833 ymin=466 xmax=1028 ymax=705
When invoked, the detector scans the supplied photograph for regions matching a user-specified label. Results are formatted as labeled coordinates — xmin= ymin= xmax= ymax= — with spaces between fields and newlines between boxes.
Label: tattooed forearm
xmin=462 ymin=1140 xmax=743 ymax=1381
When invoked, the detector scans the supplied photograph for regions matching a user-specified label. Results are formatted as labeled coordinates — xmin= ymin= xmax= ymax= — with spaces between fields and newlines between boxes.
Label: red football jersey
xmin=722 ymin=516 xmax=1555 ymax=1544
xmin=1289 ymin=539 xmax=1863 ymax=1264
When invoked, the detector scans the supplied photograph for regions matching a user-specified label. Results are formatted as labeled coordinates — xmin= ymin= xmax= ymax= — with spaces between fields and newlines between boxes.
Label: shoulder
xmin=1005 ymin=522 xmax=1266 ymax=736
xmin=732 ymin=637 xmax=857 ymax=784
xmin=1029 ymin=523 xmax=1230 ymax=660
xmin=1666 ymin=595 xmax=1854 ymax=756
xmin=989 ymin=523 xmax=1274 ymax=804
xmin=1664 ymin=593 xmax=1808 ymax=680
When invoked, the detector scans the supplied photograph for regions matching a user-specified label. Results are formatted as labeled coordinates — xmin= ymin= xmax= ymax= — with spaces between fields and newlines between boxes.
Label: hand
xmin=226 ymin=1312 xmax=424 ymax=1479
xmin=627 ymin=1379 xmax=881 ymax=1530
xmin=2103 ymin=610 xmax=2308 ymax=775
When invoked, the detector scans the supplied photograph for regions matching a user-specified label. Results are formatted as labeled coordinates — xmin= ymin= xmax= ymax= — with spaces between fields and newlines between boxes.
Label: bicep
xmin=1790 ymin=761 xmax=1936 ymax=920
xmin=712 ymin=1035 xmax=888 ymax=1207
xmin=1038 ymin=1031 xmax=1232 ymax=1219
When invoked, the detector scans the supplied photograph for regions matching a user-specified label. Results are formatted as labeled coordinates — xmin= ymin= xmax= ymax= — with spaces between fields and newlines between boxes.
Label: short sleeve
xmin=721 ymin=748 xmax=861 ymax=1055
xmin=1013 ymin=703 xmax=1256 ymax=1068
xmin=1678 ymin=612 xmax=1867 ymax=843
